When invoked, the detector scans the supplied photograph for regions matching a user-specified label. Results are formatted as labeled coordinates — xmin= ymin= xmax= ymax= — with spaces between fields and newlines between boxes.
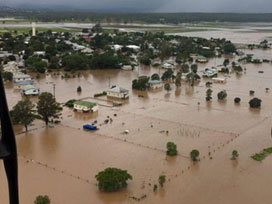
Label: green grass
xmin=252 ymin=147 xmax=272 ymax=161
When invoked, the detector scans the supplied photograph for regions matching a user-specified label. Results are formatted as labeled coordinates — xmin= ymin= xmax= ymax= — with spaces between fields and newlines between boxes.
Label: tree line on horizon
xmin=1 ymin=10 xmax=272 ymax=23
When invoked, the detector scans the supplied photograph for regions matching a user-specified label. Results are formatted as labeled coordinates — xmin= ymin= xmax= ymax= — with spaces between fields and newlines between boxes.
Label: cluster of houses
xmin=13 ymin=73 xmax=39 ymax=95
xmin=1 ymin=59 xmax=40 ymax=95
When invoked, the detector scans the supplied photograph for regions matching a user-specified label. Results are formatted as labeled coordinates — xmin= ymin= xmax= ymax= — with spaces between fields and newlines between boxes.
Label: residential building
xmin=21 ymin=85 xmax=39 ymax=96
xmin=107 ymin=86 xmax=129 ymax=99
xmin=148 ymin=79 xmax=163 ymax=89
xmin=73 ymin=101 xmax=98 ymax=113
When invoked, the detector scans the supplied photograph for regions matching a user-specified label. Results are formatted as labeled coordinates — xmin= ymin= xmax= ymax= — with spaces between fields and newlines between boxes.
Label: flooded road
xmin=1 ymin=49 xmax=272 ymax=203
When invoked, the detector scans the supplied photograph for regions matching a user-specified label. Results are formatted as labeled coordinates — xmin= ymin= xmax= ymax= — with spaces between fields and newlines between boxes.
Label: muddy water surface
xmin=1 ymin=50 xmax=272 ymax=204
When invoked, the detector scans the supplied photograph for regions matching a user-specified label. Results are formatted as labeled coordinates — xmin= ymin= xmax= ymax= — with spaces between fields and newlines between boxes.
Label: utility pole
xmin=52 ymin=83 xmax=56 ymax=98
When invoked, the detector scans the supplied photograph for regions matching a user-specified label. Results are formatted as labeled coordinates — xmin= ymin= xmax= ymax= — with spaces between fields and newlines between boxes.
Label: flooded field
xmin=1 ymin=49 xmax=272 ymax=203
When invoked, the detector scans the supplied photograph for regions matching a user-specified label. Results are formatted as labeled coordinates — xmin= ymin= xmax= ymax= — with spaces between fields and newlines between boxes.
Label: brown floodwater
xmin=1 ymin=48 xmax=272 ymax=203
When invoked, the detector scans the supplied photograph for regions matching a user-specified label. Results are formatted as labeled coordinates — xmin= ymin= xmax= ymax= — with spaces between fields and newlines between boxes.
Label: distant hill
xmin=0 ymin=5 xmax=272 ymax=23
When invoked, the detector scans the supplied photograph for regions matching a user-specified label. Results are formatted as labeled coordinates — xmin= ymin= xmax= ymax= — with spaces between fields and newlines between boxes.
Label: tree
xmin=175 ymin=75 xmax=181 ymax=88
xmin=223 ymin=59 xmax=230 ymax=67
xmin=190 ymin=149 xmax=200 ymax=161
xmin=151 ymin=73 xmax=160 ymax=81
xmin=34 ymin=195 xmax=50 ymax=204
xmin=37 ymin=92 xmax=61 ymax=126
xmin=159 ymin=40 xmax=171 ymax=63
xmin=48 ymin=56 xmax=59 ymax=69
xmin=191 ymin=64 xmax=198 ymax=73
xmin=223 ymin=43 xmax=236 ymax=54
xmin=159 ymin=175 xmax=166 ymax=187
xmin=217 ymin=90 xmax=227 ymax=100
xmin=77 ymin=86 xmax=82 ymax=92
xmin=164 ymin=83 xmax=171 ymax=92
xmin=186 ymin=64 xmax=200 ymax=86
xmin=161 ymin=69 xmax=173 ymax=81
xmin=249 ymin=90 xmax=255 ymax=95
xmin=231 ymin=150 xmax=239 ymax=160
xmin=10 ymin=99 xmax=35 ymax=132
xmin=95 ymin=168 xmax=132 ymax=192
xmin=166 ymin=142 xmax=178 ymax=156
xmin=249 ymin=98 xmax=262 ymax=108
xmin=62 ymin=54 xmax=90 ymax=71
xmin=206 ymin=88 xmax=213 ymax=101
xmin=233 ymin=65 xmax=243 ymax=73
xmin=180 ymin=64 xmax=190 ymax=73
xmin=132 ymin=76 xmax=150 ymax=90
xmin=2 ymin=71 xmax=13 ymax=81
xmin=25 ymin=57 xmax=47 ymax=73
xmin=234 ymin=97 xmax=241 ymax=103
xmin=186 ymin=72 xmax=200 ymax=87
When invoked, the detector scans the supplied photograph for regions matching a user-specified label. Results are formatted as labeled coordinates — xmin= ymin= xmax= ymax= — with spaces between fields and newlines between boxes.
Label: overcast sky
xmin=3 ymin=0 xmax=272 ymax=12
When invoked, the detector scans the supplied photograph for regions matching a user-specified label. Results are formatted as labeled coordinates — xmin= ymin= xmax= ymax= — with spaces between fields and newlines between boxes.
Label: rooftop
xmin=22 ymin=85 xmax=38 ymax=91
xmin=108 ymin=86 xmax=128 ymax=93
xmin=74 ymin=101 xmax=97 ymax=108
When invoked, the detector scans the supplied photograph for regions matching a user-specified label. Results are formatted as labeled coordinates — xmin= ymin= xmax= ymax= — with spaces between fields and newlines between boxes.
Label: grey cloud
xmin=3 ymin=0 xmax=272 ymax=12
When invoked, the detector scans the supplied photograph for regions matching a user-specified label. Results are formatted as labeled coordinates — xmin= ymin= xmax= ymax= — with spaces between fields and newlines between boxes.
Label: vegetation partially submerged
xmin=95 ymin=168 xmax=132 ymax=192
xmin=252 ymin=147 xmax=272 ymax=162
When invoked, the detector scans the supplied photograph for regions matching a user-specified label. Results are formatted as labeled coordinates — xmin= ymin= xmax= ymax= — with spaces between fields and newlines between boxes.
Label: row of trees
xmin=10 ymin=92 xmax=61 ymax=131
xmin=206 ymin=89 xmax=262 ymax=108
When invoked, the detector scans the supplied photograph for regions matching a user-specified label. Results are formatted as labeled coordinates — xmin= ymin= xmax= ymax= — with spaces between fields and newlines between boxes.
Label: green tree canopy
xmin=166 ymin=142 xmax=178 ymax=156
xmin=223 ymin=43 xmax=236 ymax=54
xmin=34 ymin=195 xmax=50 ymax=204
xmin=164 ymin=83 xmax=171 ymax=92
xmin=37 ymin=92 xmax=61 ymax=126
xmin=249 ymin=98 xmax=262 ymax=108
xmin=190 ymin=149 xmax=200 ymax=161
xmin=2 ymin=71 xmax=13 ymax=81
xmin=10 ymin=98 xmax=35 ymax=132
xmin=151 ymin=73 xmax=160 ymax=81
xmin=95 ymin=168 xmax=132 ymax=192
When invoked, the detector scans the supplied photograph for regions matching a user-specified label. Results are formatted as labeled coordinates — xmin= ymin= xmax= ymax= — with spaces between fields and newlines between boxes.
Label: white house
xmin=34 ymin=51 xmax=46 ymax=56
xmin=121 ymin=65 xmax=133 ymax=70
xmin=107 ymin=86 xmax=129 ymax=99
xmin=203 ymin=67 xmax=218 ymax=77
xmin=162 ymin=63 xmax=175 ymax=69
xmin=212 ymin=77 xmax=227 ymax=83
xmin=127 ymin=45 xmax=140 ymax=51
xmin=13 ymin=73 xmax=34 ymax=83
xmin=81 ymin=48 xmax=94 ymax=54
xmin=196 ymin=55 xmax=208 ymax=63
xmin=21 ymin=85 xmax=40 ymax=96
xmin=3 ymin=61 xmax=20 ymax=73
xmin=111 ymin=44 xmax=123 ymax=51
xmin=73 ymin=101 xmax=98 ymax=113
xmin=148 ymin=80 xmax=163 ymax=89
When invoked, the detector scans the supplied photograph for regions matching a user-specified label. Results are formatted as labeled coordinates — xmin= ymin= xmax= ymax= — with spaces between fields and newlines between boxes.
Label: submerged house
xmin=203 ymin=67 xmax=218 ymax=78
xmin=148 ymin=79 xmax=163 ymax=89
xmin=196 ymin=55 xmax=208 ymax=63
xmin=162 ymin=63 xmax=175 ymax=69
xmin=73 ymin=101 xmax=98 ymax=113
xmin=21 ymin=85 xmax=39 ymax=96
xmin=107 ymin=86 xmax=129 ymax=99
xmin=13 ymin=73 xmax=34 ymax=89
